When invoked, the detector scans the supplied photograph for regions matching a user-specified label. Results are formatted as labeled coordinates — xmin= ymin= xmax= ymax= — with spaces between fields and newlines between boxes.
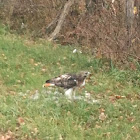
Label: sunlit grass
xmin=0 ymin=25 xmax=140 ymax=139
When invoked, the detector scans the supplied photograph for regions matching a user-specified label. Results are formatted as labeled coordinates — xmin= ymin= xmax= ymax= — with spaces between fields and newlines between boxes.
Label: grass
xmin=0 ymin=25 xmax=140 ymax=139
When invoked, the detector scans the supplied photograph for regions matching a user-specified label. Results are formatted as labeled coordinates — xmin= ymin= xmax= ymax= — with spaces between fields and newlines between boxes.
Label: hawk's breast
xmin=80 ymin=79 xmax=85 ymax=87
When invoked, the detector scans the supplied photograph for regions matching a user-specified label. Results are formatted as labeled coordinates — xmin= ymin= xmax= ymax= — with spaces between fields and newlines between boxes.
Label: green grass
xmin=0 ymin=25 xmax=140 ymax=139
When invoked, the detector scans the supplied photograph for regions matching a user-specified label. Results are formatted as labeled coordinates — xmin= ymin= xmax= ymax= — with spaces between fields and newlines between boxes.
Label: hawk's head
xmin=79 ymin=71 xmax=91 ymax=78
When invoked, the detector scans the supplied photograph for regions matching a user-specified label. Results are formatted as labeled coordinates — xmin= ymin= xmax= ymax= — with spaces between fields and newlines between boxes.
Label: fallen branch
xmin=47 ymin=0 xmax=75 ymax=41
xmin=46 ymin=10 xmax=61 ymax=35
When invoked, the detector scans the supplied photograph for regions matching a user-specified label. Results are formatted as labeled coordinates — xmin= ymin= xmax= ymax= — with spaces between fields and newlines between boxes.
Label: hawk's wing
xmin=46 ymin=74 xmax=78 ymax=89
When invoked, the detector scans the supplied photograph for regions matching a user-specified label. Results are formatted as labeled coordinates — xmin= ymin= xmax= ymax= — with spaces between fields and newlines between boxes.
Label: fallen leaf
xmin=67 ymin=111 xmax=71 ymax=116
xmin=109 ymin=95 xmax=126 ymax=103
xmin=0 ymin=131 xmax=13 ymax=140
xmin=2 ymin=53 xmax=5 ymax=56
xmin=109 ymin=96 xmax=116 ymax=103
xmin=59 ymin=134 xmax=63 ymax=140
xmin=127 ymin=117 xmax=135 ymax=122
xmin=119 ymin=116 xmax=123 ymax=120
xmin=29 ymin=58 xmax=34 ymax=64
xmin=34 ymin=128 xmax=38 ymax=134
xmin=115 ymin=95 xmax=121 ymax=99
xmin=130 ymin=63 xmax=137 ymax=70
xmin=71 ymin=64 xmax=76 ymax=66
xmin=132 ymin=126 xmax=139 ymax=132
xmin=17 ymin=117 xmax=25 ymax=125
xmin=99 ymin=112 xmax=107 ymax=121
xmin=102 ymin=132 xmax=111 ymax=138
xmin=41 ymin=68 xmax=46 ymax=72
xmin=114 ymin=95 xmax=125 ymax=99
xmin=99 ymin=108 xmax=105 ymax=113
xmin=34 ymin=63 xmax=38 ymax=66
xmin=133 ymin=6 xmax=137 ymax=14
xmin=95 ymin=124 xmax=101 ymax=129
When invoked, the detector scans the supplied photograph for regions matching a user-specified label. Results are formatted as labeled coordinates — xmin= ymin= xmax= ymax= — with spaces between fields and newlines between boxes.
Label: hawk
xmin=43 ymin=71 xmax=90 ymax=99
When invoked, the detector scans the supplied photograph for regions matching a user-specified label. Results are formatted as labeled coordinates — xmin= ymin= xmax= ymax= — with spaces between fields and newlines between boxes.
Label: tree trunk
xmin=126 ymin=0 xmax=134 ymax=49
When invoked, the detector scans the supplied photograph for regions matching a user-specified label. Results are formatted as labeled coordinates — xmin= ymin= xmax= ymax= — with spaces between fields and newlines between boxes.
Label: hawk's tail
xmin=43 ymin=80 xmax=55 ymax=87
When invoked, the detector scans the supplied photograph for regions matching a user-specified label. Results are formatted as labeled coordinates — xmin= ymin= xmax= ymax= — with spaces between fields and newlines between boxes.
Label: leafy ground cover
xmin=0 ymin=25 xmax=140 ymax=139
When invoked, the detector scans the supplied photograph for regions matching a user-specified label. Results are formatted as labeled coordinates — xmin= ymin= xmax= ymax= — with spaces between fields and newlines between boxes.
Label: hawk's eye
xmin=84 ymin=74 xmax=87 ymax=77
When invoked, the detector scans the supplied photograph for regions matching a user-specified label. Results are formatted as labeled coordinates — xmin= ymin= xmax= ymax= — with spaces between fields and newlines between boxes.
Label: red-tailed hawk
xmin=43 ymin=71 xmax=90 ymax=99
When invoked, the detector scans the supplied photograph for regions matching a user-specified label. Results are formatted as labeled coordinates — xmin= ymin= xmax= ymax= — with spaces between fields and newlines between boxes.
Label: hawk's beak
xmin=88 ymin=72 xmax=91 ymax=75
xmin=87 ymin=72 xmax=92 ymax=80
xmin=87 ymin=72 xmax=91 ymax=77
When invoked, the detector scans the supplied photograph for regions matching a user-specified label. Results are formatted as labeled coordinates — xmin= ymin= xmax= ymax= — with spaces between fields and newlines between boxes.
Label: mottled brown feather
xmin=45 ymin=71 xmax=90 ymax=89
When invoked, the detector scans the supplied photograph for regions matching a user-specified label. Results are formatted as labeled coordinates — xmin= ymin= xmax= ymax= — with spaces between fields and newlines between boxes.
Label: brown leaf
xmin=0 ymin=131 xmax=13 ymax=140
xmin=99 ymin=112 xmax=107 ymax=121
xmin=109 ymin=95 xmax=126 ymax=103
xmin=17 ymin=117 xmax=25 ymax=125
xmin=95 ymin=124 xmax=101 ymax=129
xmin=0 ymin=135 xmax=11 ymax=140
xmin=130 ymin=63 xmax=137 ymax=70
xmin=102 ymin=132 xmax=111 ymax=138
xmin=29 ymin=58 xmax=34 ymax=64
xmin=115 ymin=95 xmax=125 ymax=99
xmin=34 ymin=63 xmax=38 ymax=66
xmin=115 ymin=95 xmax=121 ymax=99
xmin=119 ymin=116 xmax=123 ymax=120
xmin=67 ymin=111 xmax=71 ymax=116
xmin=34 ymin=128 xmax=38 ymax=134
xmin=109 ymin=96 xmax=116 ymax=103
xmin=41 ymin=68 xmax=46 ymax=73
xmin=127 ymin=117 xmax=135 ymax=122
xmin=2 ymin=53 xmax=5 ymax=57
xmin=132 ymin=126 xmax=139 ymax=132
xmin=99 ymin=108 xmax=105 ymax=113
xmin=59 ymin=134 xmax=63 ymax=140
